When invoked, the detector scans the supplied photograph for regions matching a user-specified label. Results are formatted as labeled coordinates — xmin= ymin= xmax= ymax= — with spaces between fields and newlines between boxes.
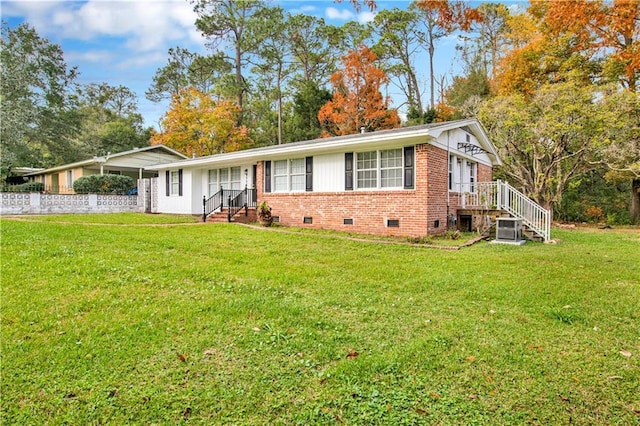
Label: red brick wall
xmin=254 ymin=144 xmax=488 ymax=238
xmin=424 ymin=144 xmax=449 ymax=235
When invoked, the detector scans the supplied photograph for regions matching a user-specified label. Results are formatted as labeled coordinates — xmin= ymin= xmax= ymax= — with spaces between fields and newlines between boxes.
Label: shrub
xmin=0 ymin=182 xmax=45 ymax=192
xmin=73 ymin=174 xmax=135 ymax=195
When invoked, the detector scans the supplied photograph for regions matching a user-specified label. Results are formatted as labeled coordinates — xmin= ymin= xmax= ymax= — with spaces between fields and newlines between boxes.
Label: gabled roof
xmin=26 ymin=145 xmax=189 ymax=176
xmin=147 ymin=118 xmax=502 ymax=170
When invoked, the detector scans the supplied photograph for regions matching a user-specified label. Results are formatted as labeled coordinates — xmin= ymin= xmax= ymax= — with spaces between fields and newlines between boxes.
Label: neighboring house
xmin=148 ymin=119 xmax=550 ymax=240
xmin=25 ymin=145 xmax=188 ymax=194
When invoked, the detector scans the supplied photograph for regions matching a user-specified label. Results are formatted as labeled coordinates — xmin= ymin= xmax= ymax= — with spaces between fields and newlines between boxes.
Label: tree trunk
xmin=631 ymin=178 xmax=640 ymax=224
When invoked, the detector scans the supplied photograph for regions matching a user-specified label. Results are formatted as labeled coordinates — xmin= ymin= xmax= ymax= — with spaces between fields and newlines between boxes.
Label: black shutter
xmin=404 ymin=146 xmax=414 ymax=189
xmin=345 ymin=152 xmax=353 ymax=191
xmin=264 ymin=161 xmax=271 ymax=193
xmin=178 ymin=169 xmax=183 ymax=196
xmin=165 ymin=170 xmax=170 ymax=196
xmin=305 ymin=156 xmax=313 ymax=192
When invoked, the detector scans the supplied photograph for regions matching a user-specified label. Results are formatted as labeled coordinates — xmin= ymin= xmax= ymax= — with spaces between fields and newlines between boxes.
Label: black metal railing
xmin=202 ymin=187 xmax=256 ymax=222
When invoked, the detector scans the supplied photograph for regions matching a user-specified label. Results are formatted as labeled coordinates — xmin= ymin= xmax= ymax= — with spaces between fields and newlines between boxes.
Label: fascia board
xmin=147 ymin=130 xmax=434 ymax=171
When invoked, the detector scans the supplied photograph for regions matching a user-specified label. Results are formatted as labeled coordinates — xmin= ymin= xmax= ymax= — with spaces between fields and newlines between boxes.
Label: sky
xmin=2 ymin=0 xmax=483 ymax=129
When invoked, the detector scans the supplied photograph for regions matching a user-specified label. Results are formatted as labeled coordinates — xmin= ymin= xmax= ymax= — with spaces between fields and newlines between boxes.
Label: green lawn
xmin=1 ymin=215 xmax=638 ymax=424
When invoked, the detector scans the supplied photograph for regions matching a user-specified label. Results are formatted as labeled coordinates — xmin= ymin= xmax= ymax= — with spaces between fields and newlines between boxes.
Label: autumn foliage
xmin=318 ymin=45 xmax=400 ymax=137
xmin=494 ymin=0 xmax=640 ymax=94
xmin=151 ymin=87 xmax=252 ymax=157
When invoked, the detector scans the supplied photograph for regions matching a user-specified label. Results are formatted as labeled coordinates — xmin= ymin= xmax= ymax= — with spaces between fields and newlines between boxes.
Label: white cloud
xmin=66 ymin=49 xmax=116 ymax=64
xmin=326 ymin=7 xmax=354 ymax=21
xmin=357 ymin=11 xmax=376 ymax=23
xmin=4 ymin=0 xmax=203 ymax=53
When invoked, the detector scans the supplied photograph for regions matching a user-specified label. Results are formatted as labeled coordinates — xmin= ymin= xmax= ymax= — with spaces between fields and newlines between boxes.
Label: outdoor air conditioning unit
xmin=494 ymin=217 xmax=526 ymax=245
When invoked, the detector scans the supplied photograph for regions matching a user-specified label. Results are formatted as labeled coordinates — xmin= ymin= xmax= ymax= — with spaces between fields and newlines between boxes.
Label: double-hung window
xmin=380 ymin=149 xmax=403 ymax=188
xmin=273 ymin=158 xmax=305 ymax=192
xmin=289 ymin=158 xmax=305 ymax=191
xmin=356 ymin=151 xmax=377 ymax=189
xmin=170 ymin=170 xmax=180 ymax=195
xmin=208 ymin=167 xmax=242 ymax=194
xmin=356 ymin=149 xmax=403 ymax=189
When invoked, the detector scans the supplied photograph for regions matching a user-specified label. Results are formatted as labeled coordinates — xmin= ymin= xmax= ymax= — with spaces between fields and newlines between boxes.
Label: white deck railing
xmin=459 ymin=180 xmax=551 ymax=241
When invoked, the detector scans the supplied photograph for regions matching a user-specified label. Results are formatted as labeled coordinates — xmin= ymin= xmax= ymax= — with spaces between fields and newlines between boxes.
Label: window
xmin=448 ymin=155 xmax=454 ymax=190
xmin=469 ymin=162 xmax=476 ymax=192
xmin=230 ymin=167 xmax=241 ymax=189
xmin=273 ymin=160 xmax=288 ymax=191
xmin=356 ymin=149 xmax=403 ymax=189
xmin=448 ymin=155 xmax=478 ymax=193
xmin=65 ymin=170 xmax=73 ymax=188
xmin=170 ymin=170 xmax=180 ymax=195
xmin=208 ymin=167 xmax=242 ymax=194
xmin=208 ymin=169 xmax=218 ymax=194
xmin=356 ymin=151 xmax=377 ymax=189
xmin=290 ymin=158 xmax=305 ymax=191
xmin=380 ymin=149 xmax=402 ymax=188
xmin=272 ymin=158 xmax=306 ymax=192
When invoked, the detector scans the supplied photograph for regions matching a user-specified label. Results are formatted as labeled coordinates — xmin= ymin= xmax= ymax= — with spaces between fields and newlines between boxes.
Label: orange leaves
xmin=415 ymin=0 xmax=483 ymax=32
xmin=152 ymin=87 xmax=253 ymax=157
xmin=318 ymin=45 xmax=400 ymax=137
xmin=495 ymin=0 xmax=640 ymax=94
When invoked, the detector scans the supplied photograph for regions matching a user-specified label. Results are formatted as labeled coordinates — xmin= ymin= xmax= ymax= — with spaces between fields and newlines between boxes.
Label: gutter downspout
xmin=446 ymin=130 xmax=451 ymax=229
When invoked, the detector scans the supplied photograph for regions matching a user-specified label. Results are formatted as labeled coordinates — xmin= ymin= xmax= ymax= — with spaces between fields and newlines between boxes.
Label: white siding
xmin=313 ymin=153 xmax=344 ymax=192
xmin=435 ymin=129 xmax=492 ymax=166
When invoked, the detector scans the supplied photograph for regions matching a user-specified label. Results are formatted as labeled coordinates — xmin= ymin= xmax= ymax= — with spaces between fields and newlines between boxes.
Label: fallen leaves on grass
xmin=203 ymin=348 xmax=217 ymax=356
xmin=620 ymin=350 xmax=632 ymax=358
xmin=176 ymin=352 xmax=187 ymax=363
xmin=346 ymin=350 xmax=359 ymax=359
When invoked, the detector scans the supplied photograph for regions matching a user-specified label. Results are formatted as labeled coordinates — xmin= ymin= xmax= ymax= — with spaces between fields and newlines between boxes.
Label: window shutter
xmin=345 ymin=152 xmax=353 ymax=191
xmin=305 ymin=156 xmax=313 ymax=192
xmin=165 ymin=170 xmax=170 ymax=196
xmin=264 ymin=161 xmax=271 ymax=193
xmin=404 ymin=146 xmax=414 ymax=189
xmin=178 ymin=169 xmax=183 ymax=196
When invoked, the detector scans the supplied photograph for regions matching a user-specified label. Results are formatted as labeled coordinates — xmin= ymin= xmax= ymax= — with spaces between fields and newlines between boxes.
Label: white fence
xmin=1 ymin=192 xmax=140 ymax=215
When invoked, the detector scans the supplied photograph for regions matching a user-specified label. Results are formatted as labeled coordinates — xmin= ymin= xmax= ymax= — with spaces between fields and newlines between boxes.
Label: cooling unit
xmin=494 ymin=217 xmax=526 ymax=245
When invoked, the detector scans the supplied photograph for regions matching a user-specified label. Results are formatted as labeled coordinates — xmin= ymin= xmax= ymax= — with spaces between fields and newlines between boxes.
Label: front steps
xmin=206 ymin=208 xmax=256 ymax=224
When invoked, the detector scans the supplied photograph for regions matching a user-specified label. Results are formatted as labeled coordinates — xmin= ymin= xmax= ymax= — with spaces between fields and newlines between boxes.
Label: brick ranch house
xmin=147 ymin=119 xmax=550 ymax=241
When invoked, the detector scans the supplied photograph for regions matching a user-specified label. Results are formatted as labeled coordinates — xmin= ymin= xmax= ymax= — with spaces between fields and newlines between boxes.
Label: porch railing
xmin=202 ymin=187 xmax=256 ymax=222
xmin=459 ymin=180 xmax=551 ymax=242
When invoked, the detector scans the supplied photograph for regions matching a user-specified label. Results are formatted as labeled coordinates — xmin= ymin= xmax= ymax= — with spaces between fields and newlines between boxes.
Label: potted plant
xmin=256 ymin=200 xmax=273 ymax=227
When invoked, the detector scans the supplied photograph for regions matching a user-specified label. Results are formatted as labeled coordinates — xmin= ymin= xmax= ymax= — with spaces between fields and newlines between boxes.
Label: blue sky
xmin=2 ymin=0 xmax=495 ymax=129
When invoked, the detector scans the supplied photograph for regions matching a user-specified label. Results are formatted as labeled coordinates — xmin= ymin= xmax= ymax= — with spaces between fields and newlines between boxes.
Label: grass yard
xmin=1 ymin=214 xmax=639 ymax=424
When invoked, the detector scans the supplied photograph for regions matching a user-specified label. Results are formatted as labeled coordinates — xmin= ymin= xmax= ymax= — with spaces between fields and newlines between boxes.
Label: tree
xmin=0 ymin=22 xmax=80 ymax=174
xmin=146 ymin=47 xmax=231 ymax=102
xmin=151 ymin=87 xmax=252 ymax=157
xmin=75 ymin=83 xmax=151 ymax=157
xmin=539 ymin=0 xmax=640 ymax=92
xmin=595 ymin=88 xmax=640 ymax=222
xmin=414 ymin=0 xmax=483 ymax=108
xmin=287 ymin=14 xmax=342 ymax=88
xmin=318 ymin=45 xmax=400 ymax=137
xmin=193 ymin=0 xmax=268 ymax=124
xmin=285 ymin=81 xmax=332 ymax=142
xmin=479 ymin=82 xmax=605 ymax=212
xmin=250 ymin=6 xmax=292 ymax=145
xmin=371 ymin=8 xmax=424 ymax=114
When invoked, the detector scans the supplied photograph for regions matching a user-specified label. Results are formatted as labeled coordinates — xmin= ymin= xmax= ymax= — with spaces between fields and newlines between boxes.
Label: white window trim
xmin=272 ymin=158 xmax=306 ymax=193
xmin=355 ymin=149 xmax=403 ymax=190
xmin=170 ymin=170 xmax=180 ymax=196
xmin=448 ymin=154 xmax=478 ymax=193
